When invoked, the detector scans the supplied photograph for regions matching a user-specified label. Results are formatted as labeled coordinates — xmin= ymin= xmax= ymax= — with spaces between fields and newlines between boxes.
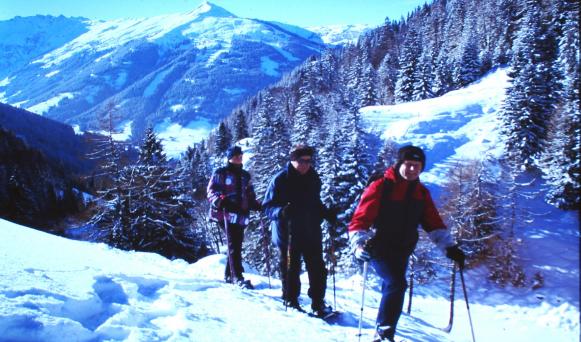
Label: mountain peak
xmin=187 ymin=1 xmax=237 ymax=19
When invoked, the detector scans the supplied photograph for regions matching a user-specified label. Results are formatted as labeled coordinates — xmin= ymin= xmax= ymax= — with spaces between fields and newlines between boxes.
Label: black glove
xmin=219 ymin=197 xmax=239 ymax=212
xmin=446 ymin=245 xmax=466 ymax=268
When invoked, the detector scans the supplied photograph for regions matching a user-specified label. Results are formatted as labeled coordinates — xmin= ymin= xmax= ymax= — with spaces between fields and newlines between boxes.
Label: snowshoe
xmin=236 ymin=279 xmax=254 ymax=290
xmin=310 ymin=301 xmax=336 ymax=319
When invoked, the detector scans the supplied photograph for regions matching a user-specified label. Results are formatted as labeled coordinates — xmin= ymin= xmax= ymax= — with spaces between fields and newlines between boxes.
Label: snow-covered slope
xmin=361 ymin=68 xmax=508 ymax=188
xmin=0 ymin=15 xmax=89 ymax=80
xmin=0 ymin=210 xmax=578 ymax=342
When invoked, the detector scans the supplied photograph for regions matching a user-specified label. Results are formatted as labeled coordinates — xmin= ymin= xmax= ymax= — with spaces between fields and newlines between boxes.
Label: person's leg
xmin=279 ymin=246 xmax=302 ymax=304
xmin=221 ymin=222 xmax=233 ymax=282
xmin=229 ymin=224 xmax=245 ymax=280
xmin=371 ymin=253 xmax=410 ymax=340
xmin=303 ymin=244 xmax=328 ymax=309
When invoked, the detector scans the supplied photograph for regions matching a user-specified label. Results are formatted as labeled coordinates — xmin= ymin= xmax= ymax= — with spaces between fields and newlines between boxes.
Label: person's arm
xmin=262 ymin=175 xmax=285 ymax=221
xmin=207 ymin=171 xmax=224 ymax=208
xmin=348 ymin=179 xmax=384 ymax=253
xmin=420 ymin=187 xmax=455 ymax=250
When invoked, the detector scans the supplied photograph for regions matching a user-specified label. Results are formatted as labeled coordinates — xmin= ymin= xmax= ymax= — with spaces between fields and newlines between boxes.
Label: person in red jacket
xmin=348 ymin=145 xmax=465 ymax=342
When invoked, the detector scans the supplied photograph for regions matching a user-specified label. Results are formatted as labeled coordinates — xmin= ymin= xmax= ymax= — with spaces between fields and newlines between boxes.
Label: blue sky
xmin=0 ymin=0 xmax=427 ymax=26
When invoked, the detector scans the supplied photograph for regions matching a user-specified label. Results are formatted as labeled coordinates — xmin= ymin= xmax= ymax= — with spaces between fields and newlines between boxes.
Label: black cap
xmin=289 ymin=144 xmax=315 ymax=161
xmin=397 ymin=145 xmax=426 ymax=170
xmin=226 ymin=145 xmax=243 ymax=159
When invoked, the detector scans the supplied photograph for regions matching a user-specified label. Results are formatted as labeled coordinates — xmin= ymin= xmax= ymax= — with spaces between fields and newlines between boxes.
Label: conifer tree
xmin=232 ymin=109 xmax=249 ymax=142
xmin=291 ymin=84 xmax=320 ymax=147
xmin=455 ymin=32 xmax=482 ymax=87
xmin=501 ymin=0 xmax=559 ymax=168
xmin=412 ymin=54 xmax=434 ymax=100
xmin=395 ymin=29 xmax=421 ymax=103
xmin=127 ymin=128 xmax=204 ymax=261
xmin=540 ymin=0 xmax=580 ymax=209
xmin=214 ymin=121 xmax=232 ymax=156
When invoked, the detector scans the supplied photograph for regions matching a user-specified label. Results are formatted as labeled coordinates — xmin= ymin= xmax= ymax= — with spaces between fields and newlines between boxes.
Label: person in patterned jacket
xmin=207 ymin=145 xmax=261 ymax=289
xmin=348 ymin=145 xmax=465 ymax=342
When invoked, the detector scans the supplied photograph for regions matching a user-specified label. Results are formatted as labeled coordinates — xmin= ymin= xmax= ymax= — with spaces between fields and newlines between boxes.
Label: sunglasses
xmin=297 ymin=158 xmax=312 ymax=165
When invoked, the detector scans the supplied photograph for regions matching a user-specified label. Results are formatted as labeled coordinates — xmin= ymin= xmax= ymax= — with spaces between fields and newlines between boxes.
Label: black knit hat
xmin=397 ymin=145 xmax=426 ymax=170
xmin=226 ymin=145 xmax=243 ymax=159
xmin=289 ymin=144 xmax=315 ymax=161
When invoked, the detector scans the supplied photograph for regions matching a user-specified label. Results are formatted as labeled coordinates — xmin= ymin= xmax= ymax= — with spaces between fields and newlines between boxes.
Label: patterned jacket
xmin=207 ymin=163 xmax=261 ymax=226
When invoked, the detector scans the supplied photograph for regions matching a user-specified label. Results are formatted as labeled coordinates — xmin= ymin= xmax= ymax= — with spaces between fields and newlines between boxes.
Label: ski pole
xmin=285 ymin=217 xmax=292 ymax=311
xmin=459 ymin=267 xmax=476 ymax=342
xmin=407 ymin=253 xmax=415 ymax=314
xmin=357 ymin=261 xmax=369 ymax=342
xmin=442 ymin=262 xmax=457 ymax=333
xmin=222 ymin=209 xmax=236 ymax=284
xmin=261 ymin=218 xmax=271 ymax=289
xmin=329 ymin=222 xmax=337 ymax=310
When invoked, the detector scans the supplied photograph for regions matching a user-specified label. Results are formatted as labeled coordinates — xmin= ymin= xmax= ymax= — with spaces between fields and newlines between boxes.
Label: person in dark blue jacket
xmin=262 ymin=145 xmax=336 ymax=317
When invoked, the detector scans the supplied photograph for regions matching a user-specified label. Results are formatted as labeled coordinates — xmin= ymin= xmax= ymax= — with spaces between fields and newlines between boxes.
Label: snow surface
xmin=0 ymin=212 xmax=578 ymax=342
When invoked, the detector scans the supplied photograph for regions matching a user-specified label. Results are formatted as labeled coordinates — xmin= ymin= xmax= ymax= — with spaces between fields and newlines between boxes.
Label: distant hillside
xmin=0 ymin=102 xmax=92 ymax=174
xmin=0 ymin=126 xmax=84 ymax=230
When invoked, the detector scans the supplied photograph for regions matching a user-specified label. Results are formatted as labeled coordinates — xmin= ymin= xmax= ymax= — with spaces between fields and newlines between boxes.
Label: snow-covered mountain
xmin=0 ymin=2 xmax=328 ymax=148
xmin=307 ymin=24 xmax=372 ymax=46
xmin=0 ymin=15 xmax=89 ymax=80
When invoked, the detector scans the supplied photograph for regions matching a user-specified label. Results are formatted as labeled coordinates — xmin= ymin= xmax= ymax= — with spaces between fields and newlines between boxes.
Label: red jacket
xmin=349 ymin=166 xmax=449 ymax=255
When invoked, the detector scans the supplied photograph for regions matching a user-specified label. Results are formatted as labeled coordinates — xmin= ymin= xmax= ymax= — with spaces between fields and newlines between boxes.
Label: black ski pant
xmin=279 ymin=242 xmax=327 ymax=307
xmin=371 ymin=251 xmax=410 ymax=339
xmin=221 ymin=222 xmax=245 ymax=282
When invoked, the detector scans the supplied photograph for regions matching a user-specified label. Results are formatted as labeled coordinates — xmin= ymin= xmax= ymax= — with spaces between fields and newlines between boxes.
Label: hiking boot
xmin=311 ymin=300 xmax=334 ymax=318
xmin=284 ymin=299 xmax=305 ymax=313
xmin=376 ymin=325 xmax=395 ymax=341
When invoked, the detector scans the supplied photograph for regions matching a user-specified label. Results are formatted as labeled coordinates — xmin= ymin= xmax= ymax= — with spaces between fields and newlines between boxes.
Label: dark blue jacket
xmin=262 ymin=163 xmax=326 ymax=249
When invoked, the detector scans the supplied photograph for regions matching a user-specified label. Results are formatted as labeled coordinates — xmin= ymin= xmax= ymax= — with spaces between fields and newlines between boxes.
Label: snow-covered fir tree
xmin=395 ymin=28 xmax=421 ymax=103
xmin=540 ymin=0 xmax=580 ymax=209
xmin=232 ymin=109 xmax=249 ymax=142
xmin=214 ymin=121 xmax=232 ymax=156
xmin=501 ymin=0 xmax=559 ymax=168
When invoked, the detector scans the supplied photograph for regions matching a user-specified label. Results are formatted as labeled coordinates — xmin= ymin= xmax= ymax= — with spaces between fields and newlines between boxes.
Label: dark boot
xmin=284 ymin=299 xmax=305 ymax=313
xmin=311 ymin=300 xmax=333 ymax=318
xmin=236 ymin=278 xmax=254 ymax=289
xmin=376 ymin=325 xmax=396 ymax=341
